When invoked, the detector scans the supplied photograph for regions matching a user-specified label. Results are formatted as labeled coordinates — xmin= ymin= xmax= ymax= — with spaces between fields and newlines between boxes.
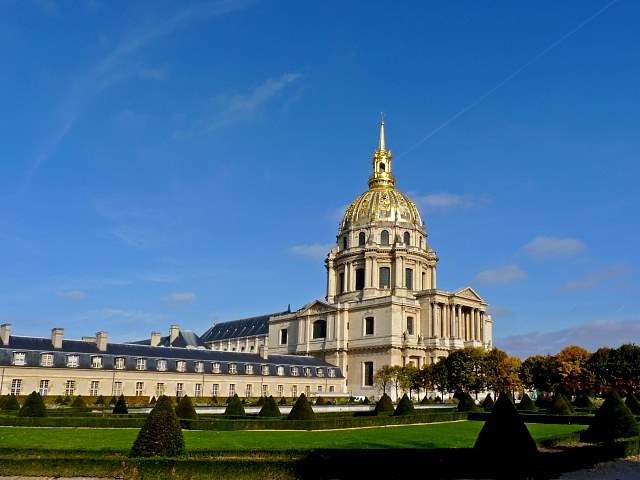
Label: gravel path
xmin=554 ymin=455 xmax=640 ymax=479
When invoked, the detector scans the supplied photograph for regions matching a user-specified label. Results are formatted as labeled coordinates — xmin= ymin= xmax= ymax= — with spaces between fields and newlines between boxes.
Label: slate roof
xmin=200 ymin=311 xmax=288 ymax=342
xmin=0 ymin=335 xmax=343 ymax=378
xmin=132 ymin=330 xmax=205 ymax=348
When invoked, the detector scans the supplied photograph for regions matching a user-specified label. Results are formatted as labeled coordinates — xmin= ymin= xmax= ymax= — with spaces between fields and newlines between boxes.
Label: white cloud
xmin=207 ymin=73 xmax=302 ymax=129
xmin=474 ymin=264 xmax=527 ymax=285
xmin=497 ymin=319 xmax=640 ymax=359
xmin=561 ymin=264 xmax=629 ymax=291
xmin=57 ymin=290 xmax=87 ymax=301
xmin=522 ymin=236 xmax=586 ymax=260
xmin=413 ymin=192 xmax=489 ymax=212
xmin=289 ymin=244 xmax=332 ymax=260
xmin=163 ymin=292 xmax=196 ymax=305
xmin=487 ymin=306 xmax=514 ymax=318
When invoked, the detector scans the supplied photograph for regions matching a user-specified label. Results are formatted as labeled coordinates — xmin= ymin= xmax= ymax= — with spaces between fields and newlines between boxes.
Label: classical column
xmin=434 ymin=303 xmax=440 ymax=338
xmin=371 ymin=257 xmax=378 ymax=288
xmin=365 ymin=257 xmax=372 ymax=289
xmin=472 ymin=309 xmax=478 ymax=341
xmin=479 ymin=311 xmax=484 ymax=343
xmin=326 ymin=260 xmax=336 ymax=301
xmin=442 ymin=304 xmax=448 ymax=338
xmin=395 ymin=255 xmax=403 ymax=289
xmin=431 ymin=266 xmax=437 ymax=289
xmin=456 ymin=305 xmax=462 ymax=338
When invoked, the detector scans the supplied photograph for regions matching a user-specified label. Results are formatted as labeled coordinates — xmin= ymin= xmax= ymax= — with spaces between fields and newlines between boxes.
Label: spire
xmin=379 ymin=112 xmax=385 ymax=151
xmin=368 ymin=113 xmax=395 ymax=189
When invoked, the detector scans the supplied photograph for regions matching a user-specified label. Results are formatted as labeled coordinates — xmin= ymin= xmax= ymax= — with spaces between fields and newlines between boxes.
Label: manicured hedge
xmin=468 ymin=412 xmax=593 ymax=425
xmin=0 ymin=416 xmax=146 ymax=428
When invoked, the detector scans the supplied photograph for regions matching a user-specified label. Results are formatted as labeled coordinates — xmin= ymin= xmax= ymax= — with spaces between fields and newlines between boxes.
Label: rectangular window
xmin=136 ymin=358 xmax=146 ymax=371
xmin=89 ymin=380 xmax=99 ymax=397
xmin=195 ymin=383 xmax=202 ymax=397
xmin=365 ymin=317 xmax=374 ymax=335
xmin=363 ymin=362 xmax=374 ymax=387
xmin=245 ymin=364 xmax=254 ymax=375
xmin=91 ymin=356 xmax=102 ymax=368
xmin=211 ymin=362 xmax=221 ymax=373
xmin=291 ymin=366 xmax=299 ymax=376
xmin=379 ymin=267 xmax=391 ymax=289
xmin=228 ymin=364 xmax=237 ymax=374
xmin=405 ymin=268 xmax=413 ymax=290
xmin=304 ymin=367 xmax=311 ymax=377
xmin=245 ymin=384 xmax=252 ymax=397
xmin=305 ymin=385 xmax=311 ymax=396
xmin=328 ymin=368 xmax=336 ymax=378
xmin=261 ymin=365 xmax=269 ymax=375
xmin=280 ymin=329 xmax=288 ymax=345
xmin=276 ymin=366 xmax=284 ymax=376
xmin=195 ymin=361 xmax=204 ymax=373
xmin=316 ymin=368 xmax=324 ymax=377
xmin=39 ymin=379 xmax=50 ymax=396
xmin=66 ymin=380 xmax=77 ymax=396
xmin=114 ymin=357 xmax=125 ymax=369
xmin=339 ymin=272 xmax=345 ymax=293
xmin=329 ymin=385 xmax=335 ymax=393
xmin=40 ymin=353 xmax=53 ymax=367
xmin=66 ymin=355 xmax=79 ymax=368
xmin=112 ymin=381 xmax=122 ymax=396
xmin=292 ymin=385 xmax=297 ymax=397
xmin=176 ymin=361 xmax=186 ymax=372
xmin=10 ymin=379 xmax=22 ymax=395
xmin=312 ymin=320 xmax=327 ymax=339
xmin=277 ymin=384 xmax=284 ymax=397
xmin=156 ymin=383 xmax=165 ymax=397
xmin=176 ymin=383 xmax=184 ymax=397
xmin=135 ymin=382 xmax=144 ymax=396
xmin=229 ymin=384 xmax=236 ymax=396
xmin=211 ymin=384 xmax=219 ymax=397
xmin=262 ymin=384 xmax=268 ymax=396
xmin=407 ymin=316 xmax=414 ymax=335
xmin=156 ymin=359 xmax=167 ymax=371
xmin=12 ymin=352 xmax=26 ymax=366
xmin=317 ymin=385 xmax=323 ymax=392
xmin=355 ymin=268 xmax=365 ymax=290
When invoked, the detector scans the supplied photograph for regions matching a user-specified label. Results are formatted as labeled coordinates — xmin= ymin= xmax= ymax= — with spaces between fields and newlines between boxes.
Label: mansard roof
xmin=132 ymin=330 xmax=205 ymax=348
xmin=200 ymin=311 xmax=288 ymax=342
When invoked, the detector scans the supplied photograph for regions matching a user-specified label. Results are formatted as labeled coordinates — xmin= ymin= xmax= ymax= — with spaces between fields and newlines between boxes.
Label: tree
xmin=443 ymin=348 xmax=486 ymax=396
xmin=584 ymin=392 xmax=640 ymax=443
xmin=175 ymin=395 xmax=198 ymax=419
xmin=0 ymin=395 xmax=20 ymax=411
xmin=608 ymin=344 xmax=640 ymax=393
xmin=130 ymin=395 xmax=185 ymax=457
xmin=224 ymin=394 xmax=245 ymax=416
xmin=374 ymin=365 xmax=395 ymax=395
xmin=431 ymin=360 xmax=449 ymax=396
xmin=18 ymin=392 xmax=47 ymax=417
xmin=71 ymin=396 xmax=86 ymax=408
xmin=556 ymin=345 xmax=591 ymax=395
xmin=398 ymin=364 xmax=418 ymax=399
xmin=519 ymin=355 xmax=558 ymax=393
xmin=586 ymin=347 xmax=611 ymax=394
xmin=112 ymin=394 xmax=128 ymax=414
xmin=287 ymin=393 xmax=315 ymax=420
xmin=258 ymin=396 xmax=281 ymax=417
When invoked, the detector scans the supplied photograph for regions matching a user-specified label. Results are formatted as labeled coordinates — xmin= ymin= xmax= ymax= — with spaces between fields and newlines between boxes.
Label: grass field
xmin=0 ymin=421 xmax=587 ymax=453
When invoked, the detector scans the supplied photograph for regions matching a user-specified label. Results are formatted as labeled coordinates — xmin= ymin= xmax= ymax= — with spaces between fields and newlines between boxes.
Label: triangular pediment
xmin=297 ymin=299 xmax=337 ymax=316
xmin=454 ymin=287 xmax=485 ymax=302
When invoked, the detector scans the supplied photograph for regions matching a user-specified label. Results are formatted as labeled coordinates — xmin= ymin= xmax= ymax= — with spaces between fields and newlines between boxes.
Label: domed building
xmin=257 ymin=117 xmax=493 ymax=398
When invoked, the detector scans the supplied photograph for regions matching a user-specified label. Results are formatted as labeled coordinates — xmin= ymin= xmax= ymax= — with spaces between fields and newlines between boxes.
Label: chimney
xmin=258 ymin=343 xmax=269 ymax=360
xmin=96 ymin=331 xmax=108 ymax=352
xmin=0 ymin=324 xmax=11 ymax=346
xmin=169 ymin=325 xmax=180 ymax=344
xmin=150 ymin=331 xmax=161 ymax=347
xmin=51 ymin=327 xmax=64 ymax=349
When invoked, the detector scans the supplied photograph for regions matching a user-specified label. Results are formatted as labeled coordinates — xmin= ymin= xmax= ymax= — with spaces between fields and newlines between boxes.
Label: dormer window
xmin=136 ymin=358 xmax=146 ymax=371
xmin=262 ymin=365 xmax=269 ymax=375
xmin=316 ymin=368 xmax=324 ymax=377
xmin=276 ymin=366 xmax=284 ymax=376
xmin=40 ymin=353 xmax=53 ymax=367
xmin=176 ymin=360 xmax=186 ymax=372
xmin=212 ymin=362 xmax=221 ymax=373
xmin=12 ymin=352 xmax=26 ymax=366
xmin=114 ymin=357 xmax=125 ymax=369
xmin=156 ymin=359 xmax=167 ymax=371
xmin=328 ymin=368 xmax=336 ymax=378
xmin=195 ymin=361 xmax=204 ymax=373
xmin=245 ymin=364 xmax=254 ymax=375
xmin=91 ymin=356 xmax=103 ymax=369
xmin=66 ymin=354 xmax=79 ymax=368
xmin=291 ymin=366 xmax=299 ymax=376
xmin=304 ymin=367 xmax=312 ymax=377
xmin=228 ymin=363 xmax=237 ymax=374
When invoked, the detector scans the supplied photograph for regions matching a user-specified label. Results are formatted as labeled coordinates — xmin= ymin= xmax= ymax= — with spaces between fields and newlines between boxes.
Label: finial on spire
xmin=379 ymin=112 xmax=385 ymax=152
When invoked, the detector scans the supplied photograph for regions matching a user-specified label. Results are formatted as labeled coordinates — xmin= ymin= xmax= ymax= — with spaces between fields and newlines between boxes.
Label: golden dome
xmin=340 ymin=115 xmax=423 ymax=231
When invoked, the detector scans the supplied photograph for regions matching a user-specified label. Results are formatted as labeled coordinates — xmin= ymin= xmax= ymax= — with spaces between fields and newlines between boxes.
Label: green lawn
xmin=0 ymin=422 xmax=586 ymax=453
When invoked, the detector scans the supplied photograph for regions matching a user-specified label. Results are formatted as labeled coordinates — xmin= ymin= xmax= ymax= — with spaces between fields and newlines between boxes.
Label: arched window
xmin=312 ymin=320 xmax=327 ymax=339
xmin=342 ymin=236 xmax=348 ymax=250
xmin=380 ymin=230 xmax=390 ymax=245
xmin=355 ymin=268 xmax=365 ymax=290
xmin=379 ymin=163 xmax=386 ymax=171
xmin=358 ymin=232 xmax=366 ymax=246
xmin=403 ymin=232 xmax=410 ymax=245
xmin=379 ymin=267 xmax=391 ymax=289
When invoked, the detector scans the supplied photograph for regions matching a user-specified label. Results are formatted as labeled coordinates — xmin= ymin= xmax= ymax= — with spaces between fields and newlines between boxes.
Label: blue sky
xmin=1 ymin=0 xmax=639 ymax=357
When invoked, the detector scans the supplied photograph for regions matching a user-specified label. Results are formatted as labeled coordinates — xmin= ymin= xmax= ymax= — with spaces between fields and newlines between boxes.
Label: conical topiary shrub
xmin=584 ymin=392 xmax=640 ymax=443
xmin=1 ymin=395 xmax=20 ymax=411
xmin=625 ymin=393 xmax=640 ymax=415
xmin=481 ymin=394 xmax=494 ymax=411
xmin=130 ymin=395 xmax=185 ymax=457
xmin=474 ymin=392 xmax=538 ymax=477
xmin=113 ymin=394 xmax=128 ymax=414
xmin=149 ymin=396 xmax=157 ymax=405
xmin=256 ymin=396 xmax=266 ymax=406
xmin=18 ymin=392 xmax=47 ymax=417
xmin=108 ymin=396 xmax=117 ymax=406
xmin=94 ymin=395 xmax=105 ymax=406
xmin=457 ymin=392 xmax=480 ymax=412
xmin=517 ymin=393 xmax=538 ymax=412
xmin=279 ymin=397 xmax=287 ymax=405
xmin=258 ymin=395 xmax=281 ymax=417
xmin=574 ymin=393 xmax=594 ymax=410
xmin=362 ymin=396 xmax=370 ymax=405
xmin=287 ymin=393 xmax=315 ymax=420
xmin=393 ymin=393 xmax=415 ymax=416
xmin=374 ymin=393 xmax=394 ymax=415
xmin=548 ymin=393 xmax=574 ymax=415
xmin=209 ymin=396 xmax=219 ymax=406
xmin=175 ymin=395 xmax=198 ymax=419
xmin=224 ymin=394 xmax=245 ymax=416
xmin=420 ymin=395 xmax=431 ymax=405
xmin=535 ymin=393 xmax=551 ymax=409
xmin=315 ymin=396 xmax=328 ymax=406
xmin=71 ymin=396 xmax=86 ymax=408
